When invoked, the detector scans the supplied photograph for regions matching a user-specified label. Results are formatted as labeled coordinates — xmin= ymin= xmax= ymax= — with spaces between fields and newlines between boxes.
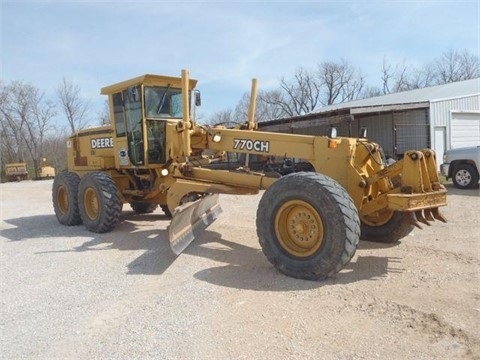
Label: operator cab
xmin=101 ymin=74 xmax=198 ymax=167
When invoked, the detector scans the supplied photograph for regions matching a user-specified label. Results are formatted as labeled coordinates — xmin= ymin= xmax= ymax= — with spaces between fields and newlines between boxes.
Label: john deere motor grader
xmin=52 ymin=69 xmax=447 ymax=280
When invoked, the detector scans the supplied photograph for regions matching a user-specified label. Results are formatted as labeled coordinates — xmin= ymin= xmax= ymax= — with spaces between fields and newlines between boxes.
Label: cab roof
xmin=100 ymin=74 xmax=198 ymax=95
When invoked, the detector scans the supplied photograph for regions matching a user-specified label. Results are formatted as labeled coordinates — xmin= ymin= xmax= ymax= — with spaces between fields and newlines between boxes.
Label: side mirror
xmin=195 ymin=90 xmax=201 ymax=106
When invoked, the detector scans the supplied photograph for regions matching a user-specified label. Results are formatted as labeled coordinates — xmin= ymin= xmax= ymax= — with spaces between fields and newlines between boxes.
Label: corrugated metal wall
xmin=429 ymin=94 xmax=480 ymax=127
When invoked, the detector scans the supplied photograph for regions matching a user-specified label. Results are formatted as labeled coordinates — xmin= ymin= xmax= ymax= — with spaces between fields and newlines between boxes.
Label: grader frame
xmin=52 ymin=69 xmax=447 ymax=280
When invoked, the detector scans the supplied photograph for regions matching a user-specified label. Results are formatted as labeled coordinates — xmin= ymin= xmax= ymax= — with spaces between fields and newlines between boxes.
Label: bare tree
xmin=0 ymin=81 xmax=56 ymax=177
xmin=57 ymin=77 xmax=90 ymax=133
xmin=257 ymin=68 xmax=321 ymax=117
xmin=0 ymin=81 xmax=30 ymax=164
xmin=205 ymin=109 xmax=235 ymax=127
xmin=255 ymin=90 xmax=288 ymax=121
xmin=380 ymin=57 xmax=411 ymax=94
xmin=258 ymin=88 xmax=295 ymax=118
xmin=432 ymin=49 xmax=480 ymax=84
xmin=381 ymin=49 xmax=479 ymax=94
xmin=407 ymin=66 xmax=436 ymax=89
xmin=232 ymin=91 xmax=284 ymax=123
xmin=99 ymin=99 xmax=110 ymax=126
xmin=279 ymin=67 xmax=321 ymax=115
xmin=42 ymin=130 xmax=68 ymax=172
xmin=319 ymin=59 xmax=365 ymax=105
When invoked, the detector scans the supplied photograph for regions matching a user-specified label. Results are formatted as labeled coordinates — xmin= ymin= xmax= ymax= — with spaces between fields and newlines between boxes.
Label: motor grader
xmin=52 ymin=69 xmax=447 ymax=280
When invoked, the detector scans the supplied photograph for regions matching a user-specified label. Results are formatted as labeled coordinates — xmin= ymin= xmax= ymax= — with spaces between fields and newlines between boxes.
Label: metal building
xmin=258 ymin=78 xmax=480 ymax=163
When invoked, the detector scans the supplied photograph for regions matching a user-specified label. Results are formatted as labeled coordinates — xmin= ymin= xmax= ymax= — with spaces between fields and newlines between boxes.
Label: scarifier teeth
xmin=415 ymin=210 xmax=431 ymax=226
xmin=423 ymin=209 xmax=435 ymax=222
xmin=431 ymin=207 xmax=447 ymax=223
xmin=408 ymin=212 xmax=423 ymax=229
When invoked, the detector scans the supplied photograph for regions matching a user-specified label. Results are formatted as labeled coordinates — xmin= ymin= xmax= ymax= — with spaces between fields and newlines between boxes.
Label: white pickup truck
xmin=441 ymin=146 xmax=480 ymax=189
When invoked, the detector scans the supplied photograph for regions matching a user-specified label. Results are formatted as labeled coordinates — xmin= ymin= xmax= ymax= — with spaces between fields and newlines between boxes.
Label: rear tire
xmin=360 ymin=210 xmax=414 ymax=243
xmin=52 ymin=172 xmax=82 ymax=225
xmin=130 ymin=202 xmax=158 ymax=214
xmin=256 ymin=172 xmax=360 ymax=280
xmin=78 ymin=172 xmax=122 ymax=233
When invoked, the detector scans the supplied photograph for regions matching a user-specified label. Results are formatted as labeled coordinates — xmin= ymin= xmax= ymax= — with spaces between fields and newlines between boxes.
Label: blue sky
xmin=1 ymin=0 xmax=479 ymax=126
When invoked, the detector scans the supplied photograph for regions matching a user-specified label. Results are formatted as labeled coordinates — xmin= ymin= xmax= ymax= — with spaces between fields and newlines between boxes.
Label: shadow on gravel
xmin=1 ymin=214 xmax=82 ymax=240
xmin=444 ymin=183 xmax=480 ymax=197
xmin=2 ymin=213 xmax=400 ymax=289
xmin=1 ymin=212 xmax=177 ymax=276
xmin=189 ymin=231 xmax=399 ymax=291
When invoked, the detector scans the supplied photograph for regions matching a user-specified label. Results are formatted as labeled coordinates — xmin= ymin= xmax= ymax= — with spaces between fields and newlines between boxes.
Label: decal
xmin=233 ymin=138 xmax=270 ymax=153
xmin=91 ymin=137 xmax=114 ymax=149
xmin=119 ymin=148 xmax=129 ymax=166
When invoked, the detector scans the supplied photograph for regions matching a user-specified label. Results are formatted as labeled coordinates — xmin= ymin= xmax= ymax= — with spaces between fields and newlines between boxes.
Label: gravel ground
xmin=1 ymin=179 xmax=479 ymax=359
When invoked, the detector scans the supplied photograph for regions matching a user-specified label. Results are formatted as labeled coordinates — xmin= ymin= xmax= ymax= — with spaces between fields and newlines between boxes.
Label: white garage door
xmin=451 ymin=112 xmax=480 ymax=148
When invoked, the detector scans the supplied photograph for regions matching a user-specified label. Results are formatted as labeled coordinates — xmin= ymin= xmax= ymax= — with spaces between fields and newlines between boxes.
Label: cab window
xmin=144 ymin=86 xmax=183 ymax=118
xmin=112 ymin=92 xmax=125 ymax=137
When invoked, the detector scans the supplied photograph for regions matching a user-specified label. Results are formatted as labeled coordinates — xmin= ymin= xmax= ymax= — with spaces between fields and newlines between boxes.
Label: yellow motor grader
xmin=52 ymin=69 xmax=447 ymax=280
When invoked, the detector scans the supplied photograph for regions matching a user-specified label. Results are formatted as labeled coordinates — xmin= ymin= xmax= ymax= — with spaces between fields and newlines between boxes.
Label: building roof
xmin=315 ymin=77 xmax=480 ymax=114
xmin=258 ymin=78 xmax=480 ymax=128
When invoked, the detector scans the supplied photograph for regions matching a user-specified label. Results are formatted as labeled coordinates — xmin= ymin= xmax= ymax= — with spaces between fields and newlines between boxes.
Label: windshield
xmin=144 ymin=86 xmax=183 ymax=118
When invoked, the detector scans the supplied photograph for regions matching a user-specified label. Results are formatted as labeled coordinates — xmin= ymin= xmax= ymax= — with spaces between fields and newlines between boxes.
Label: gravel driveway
xmin=1 ymin=179 xmax=479 ymax=359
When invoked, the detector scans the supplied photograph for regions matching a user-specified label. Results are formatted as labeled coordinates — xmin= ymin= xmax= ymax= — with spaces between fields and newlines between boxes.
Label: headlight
xmin=212 ymin=133 xmax=222 ymax=143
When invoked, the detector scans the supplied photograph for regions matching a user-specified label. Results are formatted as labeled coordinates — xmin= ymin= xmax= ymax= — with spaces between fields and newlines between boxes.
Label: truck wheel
xmin=78 ymin=172 xmax=122 ymax=233
xmin=452 ymin=164 xmax=479 ymax=189
xmin=256 ymin=172 xmax=360 ymax=280
xmin=130 ymin=202 xmax=158 ymax=214
xmin=52 ymin=172 xmax=82 ymax=226
xmin=360 ymin=210 xmax=414 ymax=243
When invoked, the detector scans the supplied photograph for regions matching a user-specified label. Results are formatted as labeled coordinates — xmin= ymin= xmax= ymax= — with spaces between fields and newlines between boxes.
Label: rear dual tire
xmin=78 ymin=172 xmax=122 ymax=233
xmin=52 ymin=172 xmax=82 ymax=226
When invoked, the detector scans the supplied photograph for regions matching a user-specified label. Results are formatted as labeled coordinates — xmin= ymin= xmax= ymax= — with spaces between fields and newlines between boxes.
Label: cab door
xmin=124 ymin=85 xmax=144 ymax=165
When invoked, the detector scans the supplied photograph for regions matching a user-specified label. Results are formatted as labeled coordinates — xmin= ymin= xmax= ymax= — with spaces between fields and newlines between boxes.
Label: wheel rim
xmin=84 ymin=187 xmax=99 ymax=220
xmin=455 ymin=170 xmax=471 ymax=186
xmin=57 ymin=186 xmax=69 ymax=214
xmin=361 ymin=208 xmax=394 ymax=226
xmin=274 ymin=200 xmax=324 ymax=257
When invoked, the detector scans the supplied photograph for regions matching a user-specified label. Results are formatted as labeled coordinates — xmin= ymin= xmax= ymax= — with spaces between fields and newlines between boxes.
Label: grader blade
xmin=168 ymin=194 xmax=222 ymax=255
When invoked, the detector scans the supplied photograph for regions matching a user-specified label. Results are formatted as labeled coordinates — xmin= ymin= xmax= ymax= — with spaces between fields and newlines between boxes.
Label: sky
xmin=1 ymin=0 xmax=479 ymax=126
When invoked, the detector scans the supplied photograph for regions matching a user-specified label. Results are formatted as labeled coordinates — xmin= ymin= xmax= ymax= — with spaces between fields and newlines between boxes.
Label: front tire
xmin=130 ymin=202 xmax=158 ymax=214
xmin=256 ymin=172 xmax=360 ymax=280
xmin=452 ymin=164 xmax=479 ymax=189
xmin=78 ymin=172 xmax=122 ymax=233
xmin=52 ymin=172 xmax=82 ymax=225
xmin=360 ymin=210 xmax=414 ymax=243
xmin=160 ymin=205 xmax=172 ymax=218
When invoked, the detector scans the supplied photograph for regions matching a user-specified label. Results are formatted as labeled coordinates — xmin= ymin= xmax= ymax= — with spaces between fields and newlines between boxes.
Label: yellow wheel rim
xmin=57 ymin=186 xmax=69 ymax=214
xmin=361 ymin=208 xmax=394 ymax=226
xmin=84 ymin=187 xmax=99 ymax=220
xmin=274 ymin=200 xmax=324 ymax=258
